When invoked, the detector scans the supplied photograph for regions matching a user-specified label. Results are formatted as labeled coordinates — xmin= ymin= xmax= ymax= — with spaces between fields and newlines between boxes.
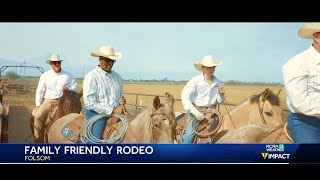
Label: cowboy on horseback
xmin=83 ymin=45 xmax=126 ymax=143
xmin=181 ymin=55 xmax=225 ymax=143
xmin=283 ymin=23 xmax=320 ymax=143
xmin=34 ymin=53 xmax=78 ymax=139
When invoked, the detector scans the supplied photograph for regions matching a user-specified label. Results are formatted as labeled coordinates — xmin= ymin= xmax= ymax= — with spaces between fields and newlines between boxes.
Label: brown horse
xmin=30 ymin=90 xmax=82 ymax=143
xmin=47 ymin=94 xmax=177 ymax=144
xmin=0 ymin=101 xmax=10 ymax=143
xmin=175 ymin=88 xmax=284 ymax=143
xmin=211 ymin=124 xmax=293 ymax=144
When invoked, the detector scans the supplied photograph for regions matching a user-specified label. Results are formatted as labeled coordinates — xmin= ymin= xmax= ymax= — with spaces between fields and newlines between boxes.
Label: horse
xmin=47 ymin=93 xmax=177 ymax=144
xmin=211 ymin=124 xmax=293 ymax=144
xmin=0 ymin=101 xmax=10 ymax=143
xmin=30 ymin=90 xmax=83 ymax=143
xmin=175 ymin=88 xmax=284 ymax=143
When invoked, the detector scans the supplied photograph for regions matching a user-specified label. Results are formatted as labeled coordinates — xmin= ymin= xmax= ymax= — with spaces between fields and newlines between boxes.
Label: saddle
xmin=175 ymin=108 xmax=221 ymax=144
xmin=61 ymin=116 xmax=121 ymax=143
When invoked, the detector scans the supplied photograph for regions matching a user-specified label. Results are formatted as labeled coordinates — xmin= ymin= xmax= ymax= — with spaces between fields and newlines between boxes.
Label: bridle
xmin=149 ymin=107 xmax=175 ymax=142
xmin=257 ymin=88 xmax=282 ymax=125
xmin=257 ymin=89 xmax=270 ymax=125
xmin=150 ymin=108 xmax=174 ymax=126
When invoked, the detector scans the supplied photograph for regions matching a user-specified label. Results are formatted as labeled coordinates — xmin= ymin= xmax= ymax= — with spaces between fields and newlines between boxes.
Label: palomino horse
xmin=0 ymin=101 xmax=10 ymax=143
xmin=175 ymin=88 xmax=284 ymax=143
xmin=211 ymin=124 xmax=293 ymax=144
xmin=30 ymin=90 xmax=82 ymax=143
xmin=47 ymin=94 xmax=177 ymax=143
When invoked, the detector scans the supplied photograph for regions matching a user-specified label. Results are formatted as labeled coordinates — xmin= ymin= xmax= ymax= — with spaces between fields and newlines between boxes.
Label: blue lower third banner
xmin=0 ymin=144 xmax=318 ymax=163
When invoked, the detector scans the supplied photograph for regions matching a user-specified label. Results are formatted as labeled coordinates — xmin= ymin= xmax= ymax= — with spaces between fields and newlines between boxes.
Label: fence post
xmin=135 ymin=94 xmax=138 ymax=115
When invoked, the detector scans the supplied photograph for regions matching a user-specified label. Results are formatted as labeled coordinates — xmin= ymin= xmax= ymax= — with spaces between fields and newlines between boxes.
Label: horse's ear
xmin=153 ymin=96 xmax=161 ymax=110
xmin=165 ymin=92 xmax=175 ymax=106
xmin=276 ymin=89 xmax=282 ymax=97
xmin=78 ymin=89 xmax=83 ymax=97
xmin=260 ymin=88 xmax=270 ymax=101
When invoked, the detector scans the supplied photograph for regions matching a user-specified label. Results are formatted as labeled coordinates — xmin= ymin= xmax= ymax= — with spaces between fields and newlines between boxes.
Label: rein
xmin=258 ymin=125 xmax=288 ymax=143
xmin=221 ymin=96 xmax=237 ymax=129
xmin=220 ymin=88 xmax=276 ymax=128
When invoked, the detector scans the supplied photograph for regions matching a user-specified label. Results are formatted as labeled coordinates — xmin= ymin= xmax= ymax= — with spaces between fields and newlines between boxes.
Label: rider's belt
xmin=293 ymin=113 xmax=320 ymax=119
xmin=46 ymin=98 xmax=60 ymax=100
xmin=193 ymin=104 xmax=216 ymax=113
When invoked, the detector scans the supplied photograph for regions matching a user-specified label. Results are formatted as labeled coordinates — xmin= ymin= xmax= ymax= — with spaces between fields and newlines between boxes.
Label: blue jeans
xmin=287 ymin=113 xmax=320 ymax=143
xmin=182 ymin=113 xmax=203 ymax=144
xmin=85 ymin=109 xmax=109 ymax=144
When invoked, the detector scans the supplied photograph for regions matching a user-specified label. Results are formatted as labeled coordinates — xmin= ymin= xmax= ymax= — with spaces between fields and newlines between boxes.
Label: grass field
xmin=122 ymin=84 xmax=287 ymax=120
xmin=3 ymin=79 xmax=288 ymax=117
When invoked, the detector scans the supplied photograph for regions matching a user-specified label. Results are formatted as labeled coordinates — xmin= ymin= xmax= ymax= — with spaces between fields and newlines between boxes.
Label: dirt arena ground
xmin=2 ymin=96 xmax=142 ymax=143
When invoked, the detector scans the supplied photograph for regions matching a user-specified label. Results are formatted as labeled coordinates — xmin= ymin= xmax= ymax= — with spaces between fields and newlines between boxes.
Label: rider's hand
xmin=119 ymin=96 xmax=126 ymax=105
xmin=218 ymin=86 xmax=225 ymax=96
xmin=190 ymin=107 xmax=204 ymax=120
xmin=112 ymin=106 xmax=124 ymax=115
xmin=61 ymin=85 xmax=69 ymax=92
xmin=34 ymin=106 xmax=40 ymax=114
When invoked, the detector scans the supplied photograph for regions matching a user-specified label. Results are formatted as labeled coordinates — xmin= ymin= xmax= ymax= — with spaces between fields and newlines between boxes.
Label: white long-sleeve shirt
xmin=283 ymin=45 xmax=320 ymax=117
xmin=83 ymin=66 xmax=123 ymax=115
xmin=181 ymin=74 xmax=224 ymax=111
xmin=35 ymin=69 xmax=77 ymax=106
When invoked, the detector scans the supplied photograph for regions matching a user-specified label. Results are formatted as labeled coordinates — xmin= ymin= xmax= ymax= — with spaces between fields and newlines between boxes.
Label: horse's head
xmin=150 ymin=94 xmax=177 ymax=143
xmin=59 ymin=90 xmax=82 ymax=115
xmin=248 ymin=88 xmax=283 ymax=127
xmin=130 ymin=93 xmax=177 ymax=143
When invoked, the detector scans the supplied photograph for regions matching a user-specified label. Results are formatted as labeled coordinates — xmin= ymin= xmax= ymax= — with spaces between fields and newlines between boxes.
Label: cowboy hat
xmin=46 ymin=53 xmax=63 ymax=64
xmin=90 ymin=46 xmax=122 ymax=60
xmin=194 ymin=55 xmax=223 ymax=71
xmin=298 ymin=23 xmax=320 ymax=39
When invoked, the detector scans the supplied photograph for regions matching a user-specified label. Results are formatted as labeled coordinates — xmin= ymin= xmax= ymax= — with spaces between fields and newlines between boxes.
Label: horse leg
xmin=30 ymin=115 xmax=45 ymax=143
xmin=29 ymin=115 xmax=35 ymax=139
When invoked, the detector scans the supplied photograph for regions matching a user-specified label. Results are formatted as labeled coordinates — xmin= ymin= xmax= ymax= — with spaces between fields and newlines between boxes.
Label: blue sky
xmin=0 ymin=23 xmax=312 ymax=83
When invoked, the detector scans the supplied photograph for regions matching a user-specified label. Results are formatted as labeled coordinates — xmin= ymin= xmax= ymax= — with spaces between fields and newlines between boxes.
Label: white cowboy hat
xmin=90 ymin=46 xmax=122 ymax=60
xmin=298 ymin=23 xmax=320 ymax=39
xmin=194 ymin=55 xmax=223 ymax=71
xmin=46 ymin=53 xmax=63 ymax=64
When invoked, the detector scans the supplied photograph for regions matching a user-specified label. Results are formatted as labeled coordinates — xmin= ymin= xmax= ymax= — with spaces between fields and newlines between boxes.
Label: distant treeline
xmin=123 ymin=79 xmax=284 ymax=86
xmin=2 ymin=73 xmax=283 ymax=86
xmin=223 ymin=80 xmax=283 ymax=86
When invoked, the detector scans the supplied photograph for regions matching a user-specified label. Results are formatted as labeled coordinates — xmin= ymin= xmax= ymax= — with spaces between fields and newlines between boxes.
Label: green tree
xmin=5 ymin=71 xmax=20 ymax=80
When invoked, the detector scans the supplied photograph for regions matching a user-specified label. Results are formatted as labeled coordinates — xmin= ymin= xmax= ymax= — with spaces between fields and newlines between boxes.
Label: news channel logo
xmin=261 ymin=144 xmax=290 ymax=160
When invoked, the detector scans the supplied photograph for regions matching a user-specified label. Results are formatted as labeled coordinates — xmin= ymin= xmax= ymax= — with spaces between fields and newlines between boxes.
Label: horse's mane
xmin=60 ymin=91 xmax=80 ymax=102
xmin=130 ymin=106 xmax=154 ymax=143
xmin=249 ymin=89 xmax=280 ymax=106
xmin=53 ymin=90 xmax=82 ymax=116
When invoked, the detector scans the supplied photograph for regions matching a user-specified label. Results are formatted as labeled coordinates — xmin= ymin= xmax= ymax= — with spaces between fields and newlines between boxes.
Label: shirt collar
xmin=202 ymin=74 xmax=219 ymax=86
xmin=50 ymin=69 xmax=62 ymax=75
xmin=202 ymin=73 xmax=214 ymax=81
xmin=308 ymin=45 xmax=320 ymax=62
xmin=96 ymin=66 xmax=112 ymax=75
